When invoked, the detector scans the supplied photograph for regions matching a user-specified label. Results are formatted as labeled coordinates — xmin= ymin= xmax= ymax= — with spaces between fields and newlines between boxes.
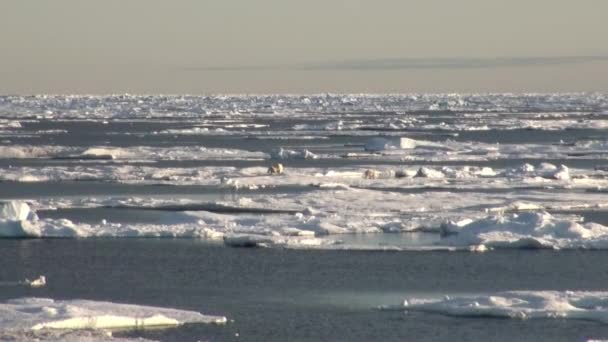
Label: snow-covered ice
xmin=440 ymin=211 xmax=608 ymax=249
xmin=381 ymin=291 xmax=608 ymax=324
xmin=0 ymin=145 xmax=267 ymax=161
xmin=0 ymin=297 xmax=226 ymax=340
xmin=3 ymin=94 xmax=608 ymax=251
xmin=5 ymin=177 xmax=608 ymax=250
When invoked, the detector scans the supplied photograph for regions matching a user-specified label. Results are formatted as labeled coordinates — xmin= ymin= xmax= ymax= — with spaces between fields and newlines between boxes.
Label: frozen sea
xmin=2 ymin=94 xmax=608 ymax=341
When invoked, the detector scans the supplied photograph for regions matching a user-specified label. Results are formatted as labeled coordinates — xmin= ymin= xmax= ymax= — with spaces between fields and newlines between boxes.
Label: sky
xmin=1 ymin=0 xmax=607 ymax=94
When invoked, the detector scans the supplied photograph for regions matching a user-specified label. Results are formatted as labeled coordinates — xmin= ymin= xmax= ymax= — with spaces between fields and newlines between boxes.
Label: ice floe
xmin=270 ymin=148 xmax=318 ymax=160
xmin=0 ymin=297 xmax=226 ymax=340
xmin=440 ymin=211 xmax=608 ymax=249
xmin=25 ymin=275 xmax=47 ymax=288
xmin=363 ymin=137 xmax=444 ymax=152
xmin=381 ymin=291 xmax=608 ymax=324
xmin=0 ymin=120 xmax=21 ymax=129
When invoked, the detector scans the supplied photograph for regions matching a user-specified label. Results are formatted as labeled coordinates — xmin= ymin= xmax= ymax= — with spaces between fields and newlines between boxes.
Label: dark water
xmin=2 ymin=239 xmax=608 ymax=341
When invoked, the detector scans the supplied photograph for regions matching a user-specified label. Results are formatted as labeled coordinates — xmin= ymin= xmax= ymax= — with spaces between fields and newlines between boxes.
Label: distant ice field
xmin=2 ymin=94 xmax=608 ymax=250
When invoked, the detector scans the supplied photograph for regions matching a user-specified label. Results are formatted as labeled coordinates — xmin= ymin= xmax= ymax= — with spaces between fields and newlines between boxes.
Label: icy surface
xmin=1 ymin=94 xmax=607 ymax=120
xmin=0 ymin=145 xmax=266 ymax=160
xmin=440 ymin=211 xmax=608 ymax=249
xmin=3 ymin=94 xmax=608 ymax=250
xmin=0 ymin=297 xmax=226 ymax=340
xmin=1 ymin=201 xmax=37 ymax=221
xmin=382 ymin=291 xmax=608 ymax=324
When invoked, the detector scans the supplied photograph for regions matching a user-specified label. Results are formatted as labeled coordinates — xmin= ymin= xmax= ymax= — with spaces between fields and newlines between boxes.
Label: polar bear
xmin=268 ymin=163 xmax=284 ymax=175
xmin=363 ymin=169 xmax=380 ymax=179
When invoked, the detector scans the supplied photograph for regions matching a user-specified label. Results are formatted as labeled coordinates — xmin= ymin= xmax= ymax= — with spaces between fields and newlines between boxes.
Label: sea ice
xmin=0 ymin=145 xmax=267 ymax=161
xmin=440 ymin=211 xmax=608 ymax=249
xmin=363 ymin=137 xmax=419 ymax=152
xmin=26 ymin=276 xmax=47 ymax=288
xmin=381 ymin=291 xmax=608 ymax=324
xmin=270 ymin=148 xmax=318 ymax=160
xmin=1 ymin=201 xmax=37 ymax=221
xmin=0 ymin=297 xmax=226 ymax=339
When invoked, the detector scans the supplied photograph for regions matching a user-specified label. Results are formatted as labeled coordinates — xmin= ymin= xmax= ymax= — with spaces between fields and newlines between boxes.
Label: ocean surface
xmin=3 ymin=240 xmax=608 ymax=341
xmin=2 ymin=94 xmax=608 ymax=341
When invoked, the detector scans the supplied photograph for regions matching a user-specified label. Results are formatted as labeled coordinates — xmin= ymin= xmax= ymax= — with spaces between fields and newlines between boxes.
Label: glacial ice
xmin=381 ymin=291 xmax=608 ymax=324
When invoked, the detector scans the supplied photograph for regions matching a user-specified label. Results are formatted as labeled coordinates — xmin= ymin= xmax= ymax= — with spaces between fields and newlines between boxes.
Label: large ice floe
xmin=381 ymin=291 xmax=608 ymax=324
xmin=0 ymin=297 xmax=226 ymax=341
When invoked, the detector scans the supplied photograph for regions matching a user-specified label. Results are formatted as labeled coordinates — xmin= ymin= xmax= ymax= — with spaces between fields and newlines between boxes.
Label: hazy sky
xmin=1 ymin=0 xmax=607 ymax=94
